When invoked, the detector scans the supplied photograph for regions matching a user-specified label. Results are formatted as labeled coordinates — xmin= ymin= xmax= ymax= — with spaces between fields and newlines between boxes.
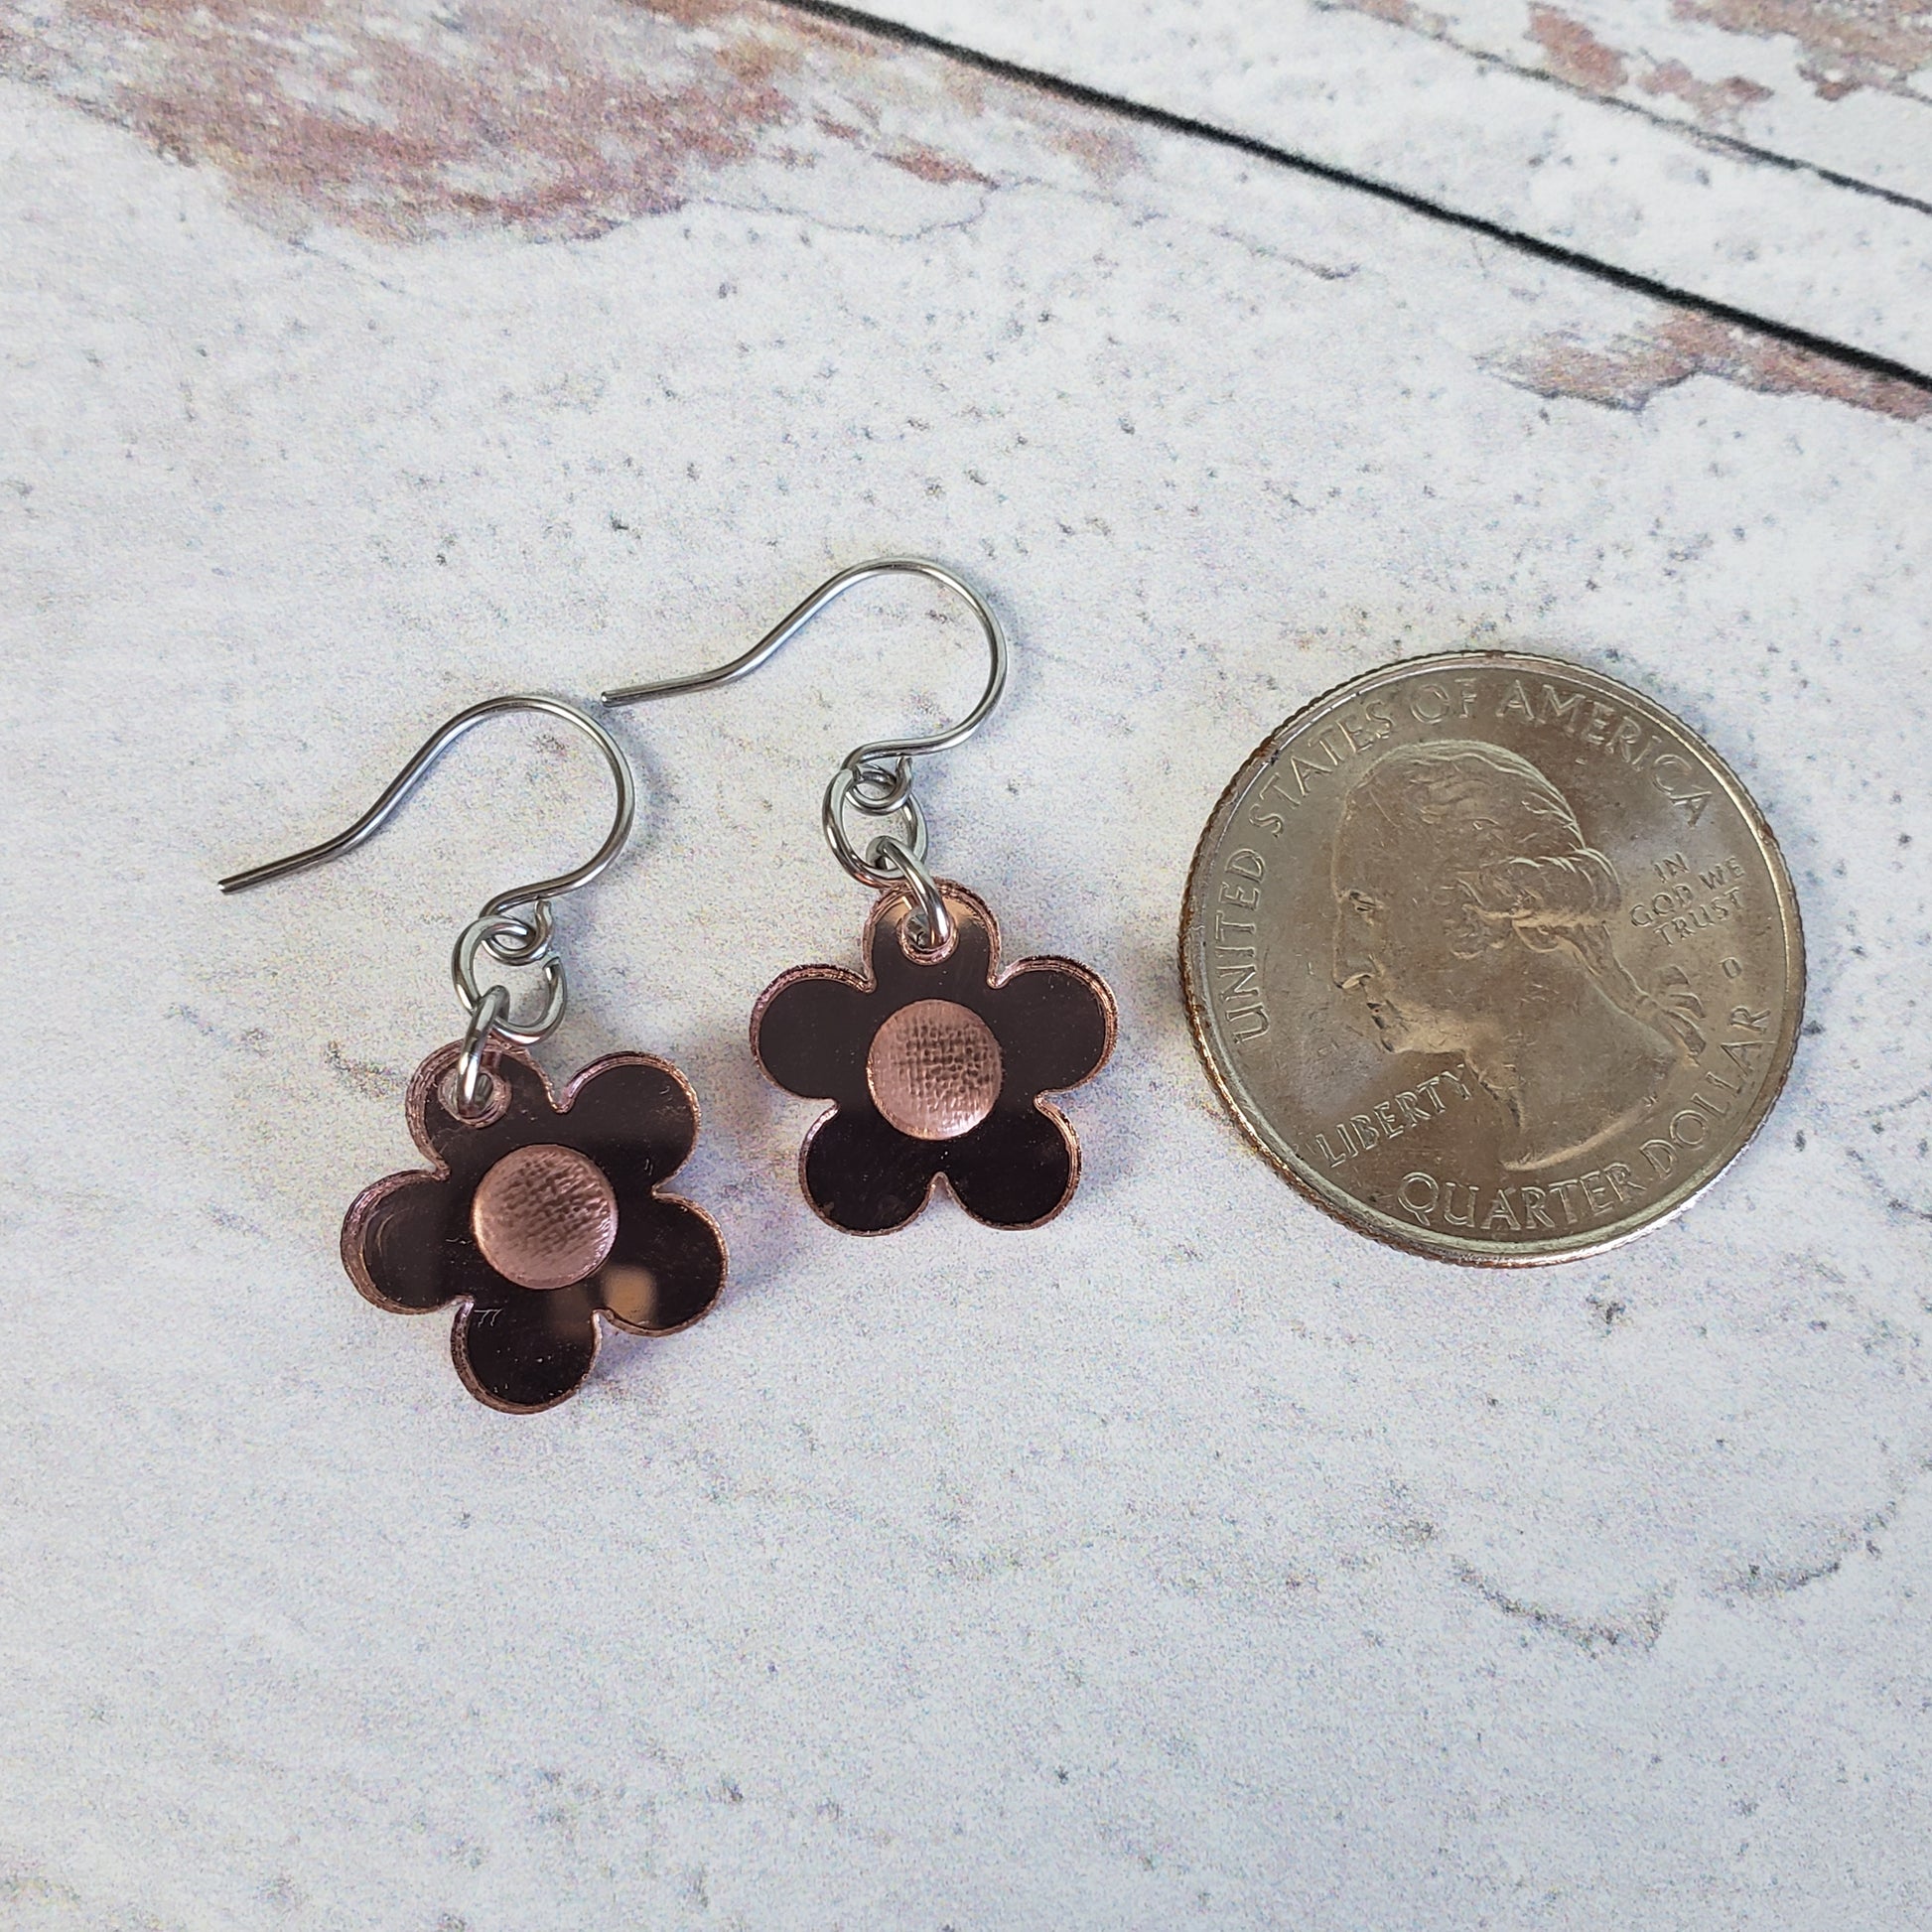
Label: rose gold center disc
xmin=866 ymin=998 xmax=1004 ymax=1141
xmin=471 ymin=1143 xmax=619 ymax=1291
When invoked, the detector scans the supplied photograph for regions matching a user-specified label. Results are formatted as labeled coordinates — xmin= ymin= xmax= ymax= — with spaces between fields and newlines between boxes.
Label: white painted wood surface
xmin=870 ymin=0 xmax=1932 ymax=370
xmin=1 ymin=3 xmax=1928 ymax=1925
xmin=1378 ymin=0 xmax=1932 ymax=199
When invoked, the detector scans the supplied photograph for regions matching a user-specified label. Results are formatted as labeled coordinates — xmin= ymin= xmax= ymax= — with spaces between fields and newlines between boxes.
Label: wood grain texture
xmin=1 ymin=2 xmax=1928 ymax=1925
xmin=859 ymin=0 xmax=1932 ymax=371
xmin=0 ymin=0 xmax=1089 ymax=240
xmin=1332 ymin=0 xmax=1932 ymax=197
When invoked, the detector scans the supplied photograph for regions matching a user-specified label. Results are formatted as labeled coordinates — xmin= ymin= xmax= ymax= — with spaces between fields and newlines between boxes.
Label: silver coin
xmin=1179 ymin=651 xmax=1804 ymax=1264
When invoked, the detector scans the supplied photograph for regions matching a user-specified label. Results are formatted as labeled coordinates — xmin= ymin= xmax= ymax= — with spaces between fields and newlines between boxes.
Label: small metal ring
xmin=456 ymin=984 xmax=510 ymax=1116
xmin=869 ymin=834 xmax=953 ymax=954
xmin=479 ymin=900 xmax=554 ymax=967
xmin=823 ymin=765 xmax=927 ymax=890
xmin=452 ymin=916 xmax=568 ymax=1044
xmin=846 ymin=755 xmax=914 ymax=815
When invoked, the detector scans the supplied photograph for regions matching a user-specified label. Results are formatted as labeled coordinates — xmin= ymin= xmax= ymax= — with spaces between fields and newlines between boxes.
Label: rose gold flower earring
xmin=603 ymin=559 xmax=1116 ymax=1235
xmin=220 ymin=695 xmax=725 ymax=1412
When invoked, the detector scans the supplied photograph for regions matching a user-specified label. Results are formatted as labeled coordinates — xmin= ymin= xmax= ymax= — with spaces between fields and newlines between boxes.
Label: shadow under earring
xmin=606 ymin=558 xmax=1116 ymax=1234
xmin=221 ymin=695 xmax=726 ymax=1411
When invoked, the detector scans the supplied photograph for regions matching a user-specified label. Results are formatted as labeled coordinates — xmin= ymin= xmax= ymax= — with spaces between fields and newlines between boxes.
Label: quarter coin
xmin=1179 ymin=652 xmax=1804 ymax=1264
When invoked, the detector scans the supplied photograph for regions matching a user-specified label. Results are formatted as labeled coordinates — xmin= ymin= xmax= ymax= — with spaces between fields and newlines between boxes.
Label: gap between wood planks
xmin=1339 ymin=6 xmax=1932 ymax=225
xmin=776 ymin=0 xmax=1932 ymax=401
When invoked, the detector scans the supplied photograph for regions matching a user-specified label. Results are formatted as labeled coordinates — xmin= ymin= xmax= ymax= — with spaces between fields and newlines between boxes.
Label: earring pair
xmin=221 ymin=560 xmax=1117 ymax=1413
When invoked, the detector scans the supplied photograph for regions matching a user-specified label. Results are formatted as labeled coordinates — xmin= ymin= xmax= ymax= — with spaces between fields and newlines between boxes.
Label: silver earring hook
xmin=219 ymin=694 xmax=636 ymax=1114
xmin=602 ymin=558 xmax=1008 ymax=794
xmin=601 ymin=557 xmax=1009 ymax=951
xmin=218 ymin=693 xmax=635 ymax=916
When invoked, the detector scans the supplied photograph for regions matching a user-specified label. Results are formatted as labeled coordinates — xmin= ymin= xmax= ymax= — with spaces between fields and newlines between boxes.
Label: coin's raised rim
xmin=1178 ymin=648 xmax=1806 ymax=1267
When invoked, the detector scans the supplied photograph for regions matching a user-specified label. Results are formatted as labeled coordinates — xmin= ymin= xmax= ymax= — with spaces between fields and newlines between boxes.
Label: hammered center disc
xmin=866 ymin=999 xmax=1004 ymax=1141
xmin=471 ymin=1143 xmax=619 ymax=1292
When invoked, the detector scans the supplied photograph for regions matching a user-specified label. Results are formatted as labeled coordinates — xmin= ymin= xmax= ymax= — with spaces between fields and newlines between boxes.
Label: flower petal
xmin=553 ymin=1053 xmax=700 ymax=1189
xmin=343 ymin=1171 xmax=490 ymax=1312
xmin=405 ymin=1040 xmax=559 ymax=1176
xmin=800 ymin=1106 xmax=945 ymax=1233
xmin=753 ymin=969 xmax=876 ymax=1103
xmin=594 ymin=1194 xmax=726 ymax=1335
xmin=983 ymin=959 xmax=1117 ymax=1096
xmin=865 ymin=884 xmax=996 ymax=1004
xmin=451 ymin=1284 xmax=600 ymax=1413
xmin=940 ymin=1103 xmax=1079 ymax=1229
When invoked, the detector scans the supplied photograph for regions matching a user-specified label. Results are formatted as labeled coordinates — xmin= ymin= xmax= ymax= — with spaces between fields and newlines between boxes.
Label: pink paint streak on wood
xmin=1672 ymin=0 xmax=1932 ymax=101
xmin=1526 ymin=5 xmax=1630 ymax=90
xmin=1493 ymin=313 xmax=1932 ymax=421
xmin=1527 ymin=6 xmax=1774 ymax=128
xmin=1330 ymin=0 xmax=1452 ymax=33
xmin=0 ymin=0 xmax=1036 ymax=239
xmin=1635 ymin=57 xmax=1774 ymax=126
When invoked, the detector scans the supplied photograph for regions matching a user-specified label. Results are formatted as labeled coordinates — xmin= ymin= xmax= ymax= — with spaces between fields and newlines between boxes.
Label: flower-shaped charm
xmin=752 ymin=882 xmax=1115 ymax=1233
xmin=343 ymin=1040 xmax=725 ymax=1412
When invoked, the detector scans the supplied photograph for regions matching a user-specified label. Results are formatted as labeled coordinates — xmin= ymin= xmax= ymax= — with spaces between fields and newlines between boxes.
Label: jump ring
xmin=456 ymin=984 xmax=510 ymax=1116
xmin=869 ymin=833 xmax=953 ymax=955
xmin=823 ymin=765 xmax=927 ymax=890
xmin=452 ymin=916 xmax=568 ymax=1043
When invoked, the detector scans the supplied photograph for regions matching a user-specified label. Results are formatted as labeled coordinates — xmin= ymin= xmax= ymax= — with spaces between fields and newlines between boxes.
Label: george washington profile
xmin=1330 ymin=740 xmax=1703 ymax=1171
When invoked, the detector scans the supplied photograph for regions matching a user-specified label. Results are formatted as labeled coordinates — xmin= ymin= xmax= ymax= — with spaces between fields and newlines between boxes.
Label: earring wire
xmin=218 ymin=693 xmax=635 ymax=920
xmin=601 ymin=557 xmax=1010 ymax=951
xmin=219 ymin=694 xmax=637 ymax=1110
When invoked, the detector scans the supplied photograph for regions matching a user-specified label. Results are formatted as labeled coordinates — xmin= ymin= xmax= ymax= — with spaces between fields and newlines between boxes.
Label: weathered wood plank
xmin=1 ymin=4 xmax=1928 ymax=1925
xmin=858 ymin=0 xmax=1932 ymax=370
xmin=1356 ymin=0 xmax=1932 ymax=202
